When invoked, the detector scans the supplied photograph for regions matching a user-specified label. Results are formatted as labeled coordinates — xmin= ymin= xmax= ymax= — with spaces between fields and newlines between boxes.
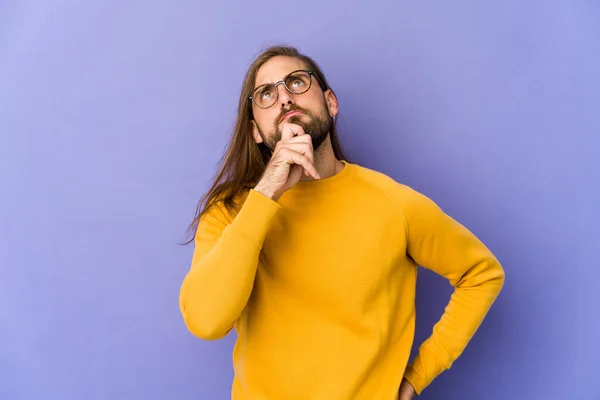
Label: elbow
xmin=460 ymin=254 xmax=506 ymax=293
xmin=179 ymin=298 xmax=231 ymax=341
xmin=482 ymin=256 xmax=506 ymax=296
xmin=182 ymin=316 xmax=231 ymax=341
xmin=492 ymin=257 xmax=506 ymax=287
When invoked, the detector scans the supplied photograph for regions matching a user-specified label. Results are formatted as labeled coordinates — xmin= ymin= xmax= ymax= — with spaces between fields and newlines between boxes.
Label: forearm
xmin=398 ymin=185 xmax=506 ymax=393
xmin=404 ymin=255 xmax=505 ymax=393
xmin=179 ymin=189 xmax=281 ymax=340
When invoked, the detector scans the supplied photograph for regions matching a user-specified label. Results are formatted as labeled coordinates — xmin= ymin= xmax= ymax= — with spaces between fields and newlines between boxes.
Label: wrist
xmin=254 ymin=184 xmax=279 ymax=201
xmin=399 ymin=378 xmax=417 ymax=399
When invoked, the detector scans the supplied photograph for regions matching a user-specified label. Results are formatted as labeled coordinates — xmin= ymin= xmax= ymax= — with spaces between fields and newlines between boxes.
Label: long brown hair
xmin=182 ymin=45 xmax=351 ymax=244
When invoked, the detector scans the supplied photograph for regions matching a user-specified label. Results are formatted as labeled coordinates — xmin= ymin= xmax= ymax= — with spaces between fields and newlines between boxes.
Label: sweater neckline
xmin=286 ymin=159 xmax=357 ymax=195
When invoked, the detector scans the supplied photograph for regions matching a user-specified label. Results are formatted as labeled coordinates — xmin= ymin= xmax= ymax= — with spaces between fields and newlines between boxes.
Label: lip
xmin=280 ymin=110 xmax=304 ymax=123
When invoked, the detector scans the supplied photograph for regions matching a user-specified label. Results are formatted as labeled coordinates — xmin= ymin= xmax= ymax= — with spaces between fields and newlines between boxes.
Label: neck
xmin=299 ymin=134 xmax=343 ymax=182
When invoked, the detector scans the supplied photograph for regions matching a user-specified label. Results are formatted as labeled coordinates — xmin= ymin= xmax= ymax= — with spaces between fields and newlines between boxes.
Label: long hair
xmin=182 ymin=45 xmax=351 ymax=244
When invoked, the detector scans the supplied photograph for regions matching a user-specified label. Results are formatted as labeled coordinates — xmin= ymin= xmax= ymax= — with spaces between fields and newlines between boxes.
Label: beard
xmin=258 ymin=104 xmax=332 ymax=153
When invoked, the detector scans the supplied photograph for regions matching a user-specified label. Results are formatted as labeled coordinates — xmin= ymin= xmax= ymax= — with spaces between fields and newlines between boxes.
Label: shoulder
xmin=350 ymin=162 xmax=427 ymax=208
xmin=350 ymin=164 xmax=453 ymax=238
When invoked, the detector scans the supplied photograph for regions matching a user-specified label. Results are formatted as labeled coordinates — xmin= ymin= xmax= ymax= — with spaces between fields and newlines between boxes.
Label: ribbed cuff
xmin=228 ymin=189 xmax=282 ymax=247
xmin=403 ymin=364 xmax=426 ymax=395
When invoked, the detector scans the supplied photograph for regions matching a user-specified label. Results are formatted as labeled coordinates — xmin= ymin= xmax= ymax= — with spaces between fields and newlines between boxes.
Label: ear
xmin=251 ymin=120 xmax=263 ymax=144
xmin=324 ymin=89 xmax=339 ymax=119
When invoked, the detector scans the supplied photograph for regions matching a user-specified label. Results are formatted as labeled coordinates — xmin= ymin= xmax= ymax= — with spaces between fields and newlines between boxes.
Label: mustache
xmin=277 ymin=105 xmax=311 ymax=123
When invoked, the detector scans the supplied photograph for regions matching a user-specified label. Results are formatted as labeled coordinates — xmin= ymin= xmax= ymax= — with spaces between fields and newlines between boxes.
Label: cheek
xmin=255 ymin=110 xmax=279 ymax=130
xmin=306 ymin=92 xmax=328 ymax=112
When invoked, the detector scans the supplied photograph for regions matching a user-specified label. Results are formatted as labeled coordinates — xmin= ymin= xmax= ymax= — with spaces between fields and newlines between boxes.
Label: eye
xmin=259 ymin=88 xmax=274 ymax=100
xmin=286 ymin=72 xmax=310 ymax=91
xmin=290 ymin=78 xmax=304 ymax=88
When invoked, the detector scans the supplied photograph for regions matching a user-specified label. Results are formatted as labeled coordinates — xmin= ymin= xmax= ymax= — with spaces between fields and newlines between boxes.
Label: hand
xmin=398 ymin=379 xmax=416 ymax=400
xmin=254 ymin=122 xmax=320 ymax=201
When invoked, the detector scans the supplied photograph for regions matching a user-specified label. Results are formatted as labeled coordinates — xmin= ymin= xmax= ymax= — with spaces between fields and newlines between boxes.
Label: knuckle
xmin=279 ymin=141 xmax=291 ymax=150
xmin=278 ymin=147 xmax=289 ymax=155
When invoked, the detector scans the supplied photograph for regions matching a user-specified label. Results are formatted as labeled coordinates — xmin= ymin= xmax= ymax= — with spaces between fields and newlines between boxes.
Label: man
xmin=179 ymin=45 xmax=505 ymax=400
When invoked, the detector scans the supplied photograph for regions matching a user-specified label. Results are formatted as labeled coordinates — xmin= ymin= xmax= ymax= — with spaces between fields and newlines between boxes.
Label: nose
xmin=275 ymin=82 xmax=294 ymax=108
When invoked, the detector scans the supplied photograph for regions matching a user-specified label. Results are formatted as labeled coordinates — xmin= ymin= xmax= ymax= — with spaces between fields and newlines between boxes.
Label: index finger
xmin=280 ymin=122 xmax=305 ymax=140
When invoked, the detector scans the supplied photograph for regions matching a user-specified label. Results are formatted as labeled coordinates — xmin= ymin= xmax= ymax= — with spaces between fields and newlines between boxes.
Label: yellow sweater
xmin=179 ymin=160 xmax=505 ymax=399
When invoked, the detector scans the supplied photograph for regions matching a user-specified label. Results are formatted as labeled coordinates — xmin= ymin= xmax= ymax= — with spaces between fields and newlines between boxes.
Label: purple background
xmin=1 ymin=1 xmax=598 ymax=399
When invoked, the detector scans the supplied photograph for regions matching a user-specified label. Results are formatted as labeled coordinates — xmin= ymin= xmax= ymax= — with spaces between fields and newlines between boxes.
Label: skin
xmin=251 ymin=56 xmax=342 ymax=186
xmin=250 ymin=56 xmax=417 ymax=399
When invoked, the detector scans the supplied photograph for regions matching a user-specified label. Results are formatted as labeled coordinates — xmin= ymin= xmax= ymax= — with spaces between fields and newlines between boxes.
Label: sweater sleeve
xmin=179 ymin=189 xmax=282 ymax=340
xmin=399 ymin=187 xmax=505 ymax=395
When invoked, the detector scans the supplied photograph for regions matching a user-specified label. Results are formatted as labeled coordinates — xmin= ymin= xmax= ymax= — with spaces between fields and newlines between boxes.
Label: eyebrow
xmin=254 ymin=75 xmax=285 ymax=90
xmin=254 ymin=69 xmax=305 ymax=89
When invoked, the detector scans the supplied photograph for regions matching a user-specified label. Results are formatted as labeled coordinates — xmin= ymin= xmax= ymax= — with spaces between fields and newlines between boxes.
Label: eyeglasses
xmin=249 ymin=69 xmax=321 ymax=109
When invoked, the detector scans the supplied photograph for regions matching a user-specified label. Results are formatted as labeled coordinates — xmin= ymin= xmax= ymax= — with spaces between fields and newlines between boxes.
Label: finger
xmin=284 ymin=133 xmax=312 ymax=144
xmin=275 ymin=134 xmax=313 ymax=177
xmin=276 ymin=142 xmax=314 ymax=164
xmin=276 ymin=135 xmax=313 ymax=163
xmin=280 ymin=122 xmax=305 ymax=140
xmin=284 ymin=136 xmax=314 ymax=177
xmin=281 ymin=148 xmax=320 ymax=179
xmin=276 ymin=132 xmax=314 ymax=178
xmin=276 ymin=144 xmax=314 ymax=177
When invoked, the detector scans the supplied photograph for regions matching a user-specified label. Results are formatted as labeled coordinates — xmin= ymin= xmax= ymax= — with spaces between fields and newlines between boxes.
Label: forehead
xmin=255 ymin=56 xmax=308 ymax=87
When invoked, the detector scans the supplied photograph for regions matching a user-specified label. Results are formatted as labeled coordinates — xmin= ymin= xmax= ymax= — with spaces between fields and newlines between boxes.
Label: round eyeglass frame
xmin=248 ymin=69 xmax=325 ymax=109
